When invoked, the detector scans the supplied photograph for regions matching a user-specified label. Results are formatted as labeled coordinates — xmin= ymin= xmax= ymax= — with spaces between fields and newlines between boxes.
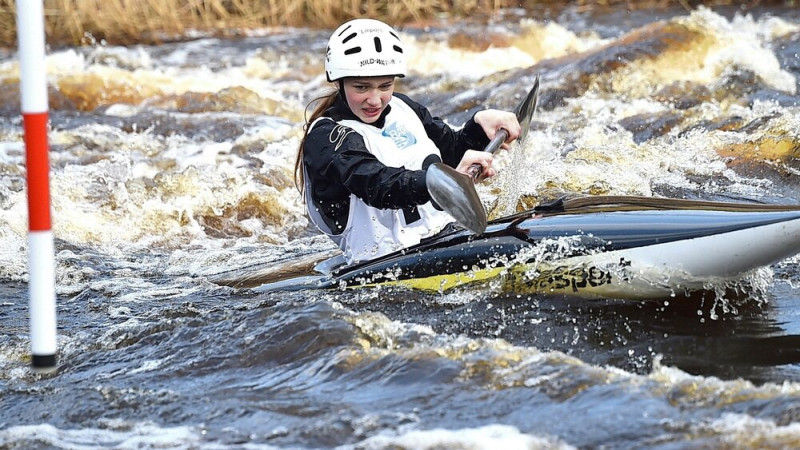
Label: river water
xmin=2 ymin=5 xmax=800 ymax=449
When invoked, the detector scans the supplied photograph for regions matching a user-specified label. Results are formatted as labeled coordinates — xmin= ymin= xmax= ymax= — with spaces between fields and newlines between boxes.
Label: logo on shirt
xmin=383 ymin=121 xmax=417 ymax=149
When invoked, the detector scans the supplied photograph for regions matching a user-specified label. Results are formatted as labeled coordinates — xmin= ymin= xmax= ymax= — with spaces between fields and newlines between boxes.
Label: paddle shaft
xmin=467 ymin=128 xmax=508 ymax=179
xmin=425 ymin=76 xmax=539 ymax=234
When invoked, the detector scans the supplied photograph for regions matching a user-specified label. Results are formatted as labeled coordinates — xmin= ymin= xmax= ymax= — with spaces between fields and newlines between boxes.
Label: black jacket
xmin=303 ymin=91 xmax=490 ymax=233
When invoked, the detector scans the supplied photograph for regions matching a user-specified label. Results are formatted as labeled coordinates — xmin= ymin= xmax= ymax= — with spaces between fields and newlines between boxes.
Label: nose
xmin=365 ymin=89 xmax=382 ymax=106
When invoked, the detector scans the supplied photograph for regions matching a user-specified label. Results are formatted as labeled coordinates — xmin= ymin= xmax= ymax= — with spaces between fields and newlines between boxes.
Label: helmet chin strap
xmin=335 ymin=80 xmax=355 ymax=117
xmin=336 ymin=80 xmax=346 ymax=105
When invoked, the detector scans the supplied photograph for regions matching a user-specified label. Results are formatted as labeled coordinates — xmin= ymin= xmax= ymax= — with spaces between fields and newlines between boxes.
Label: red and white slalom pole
xmin=17 ymin=0 xmax=57 ymax=372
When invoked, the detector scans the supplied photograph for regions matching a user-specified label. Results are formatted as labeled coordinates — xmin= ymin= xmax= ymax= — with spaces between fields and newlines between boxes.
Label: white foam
xmin=698 ymin=413 xmax=800 ymax=446
xmin=686 ymin=7 xmax=796 ymax=93
xmin=355 ymin=424 xmax=575 ymax=450
xmin=0 ymin=422 xmax=202 ymax=449
xmin=403 ymin=34 xmax=535 ymax=80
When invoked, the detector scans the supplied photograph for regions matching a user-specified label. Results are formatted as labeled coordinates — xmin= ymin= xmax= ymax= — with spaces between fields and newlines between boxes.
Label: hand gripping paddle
xmin=426 ymin=74 xmax=540 ymax=234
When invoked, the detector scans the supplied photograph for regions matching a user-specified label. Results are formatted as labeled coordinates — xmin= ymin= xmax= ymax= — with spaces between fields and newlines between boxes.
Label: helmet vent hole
xmin=337 ymin=25 xmax=352 ymax=36
xmin=342 ymin=32 xmax=357 ymax=44
xmin=344 ymin=47 xmax=361 ymax=55
xmin=393 ymin=45 xmax=403 ymax=53
xmin=374 ymin=37 xmax=382 ymax=52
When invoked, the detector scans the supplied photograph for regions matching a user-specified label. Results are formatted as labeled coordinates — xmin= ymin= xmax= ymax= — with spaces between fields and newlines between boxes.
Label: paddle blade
xmin=426 ymin=162 xmax=487 ymax=234
xmin=424 ymin=75 xmax=540 ymax=235
xmin=514 ymin=74 xmax=539 ymax=147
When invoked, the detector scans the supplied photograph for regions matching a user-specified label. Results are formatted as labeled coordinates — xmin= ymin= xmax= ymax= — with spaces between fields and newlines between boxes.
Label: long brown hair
xmin=294 ymin=89 xmax=339 ymax=194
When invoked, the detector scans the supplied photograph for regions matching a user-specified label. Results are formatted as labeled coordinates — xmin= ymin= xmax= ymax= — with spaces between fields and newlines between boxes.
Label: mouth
xmin=362 ymin=107 xmax=382 ymax=117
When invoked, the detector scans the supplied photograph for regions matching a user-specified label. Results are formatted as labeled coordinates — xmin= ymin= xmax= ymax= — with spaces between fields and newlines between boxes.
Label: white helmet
xmin=325 ymin=19 xmax=407 ymax=82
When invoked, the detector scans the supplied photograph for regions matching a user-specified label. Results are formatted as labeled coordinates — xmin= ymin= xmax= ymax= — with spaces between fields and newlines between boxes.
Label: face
xmin=341 ymin=76 xmax=395 ymax=123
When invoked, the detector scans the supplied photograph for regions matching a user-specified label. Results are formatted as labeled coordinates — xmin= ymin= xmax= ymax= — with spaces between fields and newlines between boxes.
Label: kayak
xmin=252 ymin=196 xmax=800 ymax=300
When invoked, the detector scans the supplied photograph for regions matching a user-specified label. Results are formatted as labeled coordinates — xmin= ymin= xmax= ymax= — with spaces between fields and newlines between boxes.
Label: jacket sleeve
xmin=304 ymin=118 xmax=432 ymax=210
xmin=393 ymin=93 xmax=491 ymax=167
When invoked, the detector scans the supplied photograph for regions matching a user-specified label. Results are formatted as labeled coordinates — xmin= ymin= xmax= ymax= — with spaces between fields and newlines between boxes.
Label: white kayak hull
xmin=253 ymin=197 xmax=800 ymax=300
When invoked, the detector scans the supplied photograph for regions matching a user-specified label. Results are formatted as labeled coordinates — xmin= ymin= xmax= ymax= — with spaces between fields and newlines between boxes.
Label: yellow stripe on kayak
xmin=339 ymin=259 xmax=624 ymax=296
xmin=351 ymin=266 xmax=509 ymax=293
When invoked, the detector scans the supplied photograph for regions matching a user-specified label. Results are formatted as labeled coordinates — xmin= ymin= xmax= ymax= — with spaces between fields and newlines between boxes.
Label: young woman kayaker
xmin=295 ymin=18 xmax=521 ymax=264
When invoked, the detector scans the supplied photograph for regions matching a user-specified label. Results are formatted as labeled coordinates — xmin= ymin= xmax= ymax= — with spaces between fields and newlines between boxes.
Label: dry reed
xmin=0 ymin=0 xmax=784 ymax=48
xmin=0 ymin=0 xmax=508 ymax=47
